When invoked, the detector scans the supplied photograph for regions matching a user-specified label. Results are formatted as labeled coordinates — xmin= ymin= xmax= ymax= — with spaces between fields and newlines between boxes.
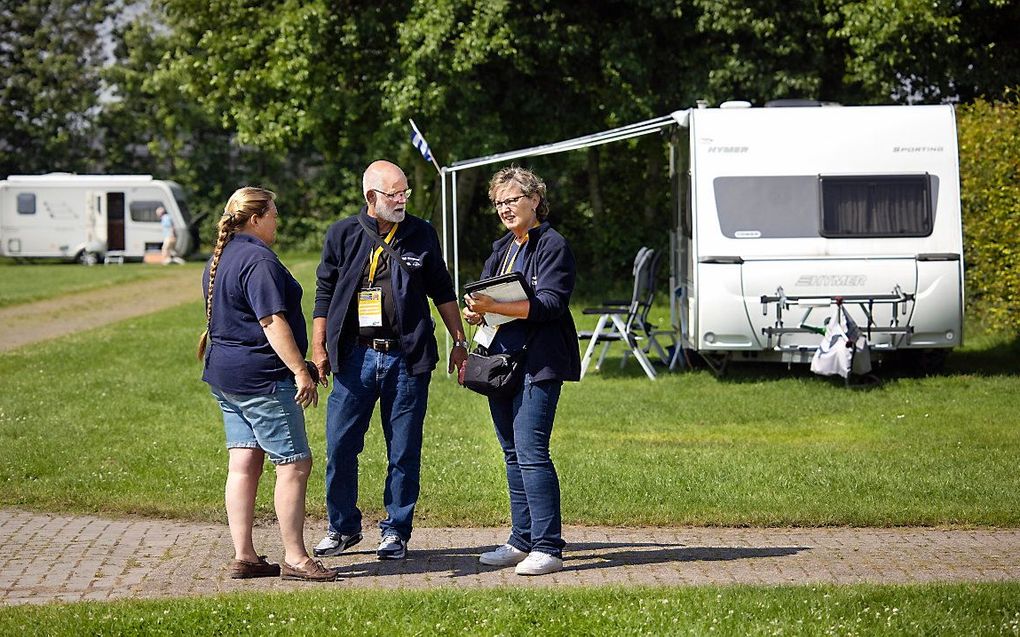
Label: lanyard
xmin=368 ymin=222 xmax=399 ymax=286
xmin=499 ymin=235 xmax=529 ymax=275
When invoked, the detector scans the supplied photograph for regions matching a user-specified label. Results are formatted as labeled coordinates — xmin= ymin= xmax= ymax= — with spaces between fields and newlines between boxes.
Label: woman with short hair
xmin=199 ymin=186 xmax=339 ymax=582
xmin=463 ymin=167 xmax=581 ymax=575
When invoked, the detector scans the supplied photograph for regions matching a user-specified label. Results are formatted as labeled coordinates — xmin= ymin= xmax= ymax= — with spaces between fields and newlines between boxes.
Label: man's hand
xmin=312 ymin=346 xmax=331 ymax=388
xmin=449 ymin=343 xmax=468 ymax=374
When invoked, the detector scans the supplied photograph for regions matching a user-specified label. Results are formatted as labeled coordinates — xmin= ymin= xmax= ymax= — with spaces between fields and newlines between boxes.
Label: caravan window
xmin=130 ymin=201 xmax=165 ymax=223
xmin=17 ymin=193 xmax=36 ymax=215
xmin=820 ymin=175 xmax=933 ymax=238
xmin=714 ymin=176 xmax=818 ymax=238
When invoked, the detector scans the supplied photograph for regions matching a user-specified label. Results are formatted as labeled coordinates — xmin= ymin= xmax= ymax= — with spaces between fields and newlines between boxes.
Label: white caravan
xmin=440 ymin=102 xmax=964 ymax=373
xmin=670 ymin=103 xmax=963 ymax=369
xmin=0 ymin=173 xmax=196 ymax=264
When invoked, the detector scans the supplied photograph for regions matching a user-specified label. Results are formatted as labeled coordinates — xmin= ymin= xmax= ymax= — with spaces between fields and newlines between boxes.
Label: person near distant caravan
xmin=158 ymin=206 xmax=185 ymax=264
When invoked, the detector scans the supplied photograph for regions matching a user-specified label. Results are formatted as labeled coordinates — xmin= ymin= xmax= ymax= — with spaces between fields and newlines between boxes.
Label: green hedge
xmin=958 ymin=92 xmax=1020 ymax=333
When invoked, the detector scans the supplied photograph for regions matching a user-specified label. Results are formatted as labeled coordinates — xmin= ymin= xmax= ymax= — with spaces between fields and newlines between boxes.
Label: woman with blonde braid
xmin=199 ymin=187 xmax=339 ymax=582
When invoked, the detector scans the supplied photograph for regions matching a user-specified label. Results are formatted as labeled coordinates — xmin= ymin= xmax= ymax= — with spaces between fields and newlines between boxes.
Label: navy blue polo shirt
xmin=202 ymin=233 xmax=308 ymax=395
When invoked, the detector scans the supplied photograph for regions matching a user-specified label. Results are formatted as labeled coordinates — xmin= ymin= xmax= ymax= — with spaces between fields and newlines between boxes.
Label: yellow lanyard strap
xmin=368 ymin=222 xmax=399 ymax=286
xmin=499 ymin=234 xmax=528 ymax=275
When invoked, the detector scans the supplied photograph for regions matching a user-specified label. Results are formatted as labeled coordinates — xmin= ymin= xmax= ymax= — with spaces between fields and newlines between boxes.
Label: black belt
xmin=357 ymin=336 xmax=401 ymax=352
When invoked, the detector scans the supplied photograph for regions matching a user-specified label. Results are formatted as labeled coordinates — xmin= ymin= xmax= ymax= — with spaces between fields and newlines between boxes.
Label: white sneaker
xmin=479 ymin=544 xmax=528 ymax=567
xmin=514 ymin=551 xmax=563 ymax=576
xmin=376 ymin=533 xmax=407 ymax=560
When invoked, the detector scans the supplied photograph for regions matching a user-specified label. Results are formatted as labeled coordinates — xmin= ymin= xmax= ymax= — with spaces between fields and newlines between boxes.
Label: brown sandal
xmin=229 ymin=555 xmax=281 ymax=579
xmin=281 ymin=559 xmax=342 ymax=582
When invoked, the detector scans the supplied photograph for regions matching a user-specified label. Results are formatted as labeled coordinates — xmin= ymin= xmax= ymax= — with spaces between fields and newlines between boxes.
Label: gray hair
xmin=488 ymin=166 xmax=550 ymax=221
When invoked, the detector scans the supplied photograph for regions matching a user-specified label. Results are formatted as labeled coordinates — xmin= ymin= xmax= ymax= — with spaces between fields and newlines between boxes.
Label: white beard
xmin=375 ymin=202 xmax=405 ymax=223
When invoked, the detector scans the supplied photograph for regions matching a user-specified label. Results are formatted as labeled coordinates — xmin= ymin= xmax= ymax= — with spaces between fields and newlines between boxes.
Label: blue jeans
xmin=325 ymin=345 xmax=430 ymax=541
xmin=489 ymin=374 xmax=565 ymax=558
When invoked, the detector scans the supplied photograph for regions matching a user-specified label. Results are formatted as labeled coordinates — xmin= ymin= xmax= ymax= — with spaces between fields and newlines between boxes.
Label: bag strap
xmin=521 ymin=325 xmax=538 ymax=351
xmin=357 ymin=214 xmax=411 ymax=274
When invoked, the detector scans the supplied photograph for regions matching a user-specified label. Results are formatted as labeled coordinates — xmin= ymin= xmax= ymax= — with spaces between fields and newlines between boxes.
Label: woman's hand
xmin=462 ymin=301 xmax=485 ymax=326
xmin=464 ymin=292 xmax=496 ymax=316
xmin=294 ymin=368 xmax=319 ymax=409
xmin=261 ymin=313 xmax=320 ymax=408
xmin=464 ymin=292 xmax=531 ymax=322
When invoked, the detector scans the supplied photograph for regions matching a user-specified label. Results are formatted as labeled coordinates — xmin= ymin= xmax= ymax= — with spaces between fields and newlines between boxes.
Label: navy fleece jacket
xmin=314 ymin=207 xmax=456 ymax=376
xmin=479 ymin=222 xmax=581 ymax=383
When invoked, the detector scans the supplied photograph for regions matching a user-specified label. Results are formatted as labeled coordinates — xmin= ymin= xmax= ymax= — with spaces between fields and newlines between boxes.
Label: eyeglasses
xmin=492 ymin=194 xmax=529 ymax=211
xmin=371 ymin=188 xmax=412 ymax=201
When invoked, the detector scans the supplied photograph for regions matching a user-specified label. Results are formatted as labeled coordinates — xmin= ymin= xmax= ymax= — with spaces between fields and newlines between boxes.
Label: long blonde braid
xmin=197 ymin=186 xmax=276 ymax=360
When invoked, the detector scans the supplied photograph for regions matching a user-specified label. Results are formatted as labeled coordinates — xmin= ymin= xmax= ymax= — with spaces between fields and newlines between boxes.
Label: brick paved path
xmin=2 ymin=509 xmax=1018 ymax=606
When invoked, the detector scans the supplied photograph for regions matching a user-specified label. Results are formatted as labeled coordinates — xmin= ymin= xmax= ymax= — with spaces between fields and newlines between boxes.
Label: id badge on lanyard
xmin=358 ymin=288 xmax=383 ymax=327
xmin=358 ymin=222 xmax=399 ymax=328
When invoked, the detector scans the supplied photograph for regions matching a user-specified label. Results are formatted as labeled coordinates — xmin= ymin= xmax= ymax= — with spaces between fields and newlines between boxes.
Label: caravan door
xmin=106 ymin=192 xmax=125 ymax=251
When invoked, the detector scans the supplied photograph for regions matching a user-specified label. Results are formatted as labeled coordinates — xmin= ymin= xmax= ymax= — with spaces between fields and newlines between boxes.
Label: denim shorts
xmin=210 ymin=380 xmax=312 ymax=465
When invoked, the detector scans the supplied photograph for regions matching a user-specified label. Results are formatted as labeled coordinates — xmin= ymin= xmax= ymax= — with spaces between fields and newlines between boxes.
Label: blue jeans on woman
xmin=324 ymin=344 xmax=430 ymax=542
xmin=488 ymin=374 xmax=565 ymax=558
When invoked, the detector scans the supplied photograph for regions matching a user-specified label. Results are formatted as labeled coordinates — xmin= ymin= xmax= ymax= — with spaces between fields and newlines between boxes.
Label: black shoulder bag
xmin=461 ymin=329 xmax=536 ymax=399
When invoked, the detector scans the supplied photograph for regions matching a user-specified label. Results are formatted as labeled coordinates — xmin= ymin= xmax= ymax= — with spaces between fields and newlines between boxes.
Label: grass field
xmin=1 ymin=257 xmax=1017 ymax=527
xmin=0 ymin=584 xmax=1018 ymax=636
xmin=0 ymin=260 xmax=172 ymax=307
xmin=2 ymin=256 xmax=1018 ymax=634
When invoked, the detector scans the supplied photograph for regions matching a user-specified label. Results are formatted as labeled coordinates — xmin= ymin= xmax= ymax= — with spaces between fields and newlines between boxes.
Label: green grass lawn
xmin=1 ymin=257 xmax=1018 ymax=633
xmin=0 ymin=584 xmax=1018 ymax=636
xmin=0 ymin=260 xmax=174 ymax=307
xmin=0 ymin=258 xmax=1018 ymax=527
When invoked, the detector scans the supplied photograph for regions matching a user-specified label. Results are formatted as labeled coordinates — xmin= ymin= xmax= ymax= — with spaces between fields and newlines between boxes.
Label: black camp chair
xmin=577 ymin=247 xmax=659 ymax=380
xmin=621 ymin=248 xmax=678 ymax=368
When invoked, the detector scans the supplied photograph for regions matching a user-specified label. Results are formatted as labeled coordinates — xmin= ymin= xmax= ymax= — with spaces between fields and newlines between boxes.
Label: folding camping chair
xmin=621 ymin=248 xmax=678 ymax=368
xmin=577 ymin=247 xmax=659 ymax=380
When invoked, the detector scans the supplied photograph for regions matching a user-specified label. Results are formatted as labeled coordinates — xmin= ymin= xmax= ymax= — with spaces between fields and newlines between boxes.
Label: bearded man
xmin=310 ymin=160 xmax=468 ymax=560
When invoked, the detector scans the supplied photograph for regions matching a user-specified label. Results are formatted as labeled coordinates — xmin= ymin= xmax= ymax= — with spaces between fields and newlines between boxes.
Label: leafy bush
xmin=958 ymin=92 xmax=1020 ymax=333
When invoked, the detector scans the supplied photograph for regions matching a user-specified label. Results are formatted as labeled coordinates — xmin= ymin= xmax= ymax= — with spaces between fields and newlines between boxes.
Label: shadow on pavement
xmin=330 ymin=542 xmax=809 ymax=579
xmin=563 ymin=543 xmax=808 ymax=573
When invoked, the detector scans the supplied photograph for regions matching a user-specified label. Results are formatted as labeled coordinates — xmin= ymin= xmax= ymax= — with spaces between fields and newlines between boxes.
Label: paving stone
xmin=1 ymin=509 xmax=1019 ymax=605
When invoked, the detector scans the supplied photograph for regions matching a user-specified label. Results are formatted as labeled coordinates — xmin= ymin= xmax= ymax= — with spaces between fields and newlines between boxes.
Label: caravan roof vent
xmin=764 ymin=99 xmax=841 ymax=107
xmin=720 ymin=100 xmax=752 ymax=109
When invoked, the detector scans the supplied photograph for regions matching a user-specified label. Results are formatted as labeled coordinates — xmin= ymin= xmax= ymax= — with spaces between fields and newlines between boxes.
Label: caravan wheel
xmin=896 ymin=349 xmax=949 ymax=376
xmin=77 ymin=250 xmax=100 ymax=266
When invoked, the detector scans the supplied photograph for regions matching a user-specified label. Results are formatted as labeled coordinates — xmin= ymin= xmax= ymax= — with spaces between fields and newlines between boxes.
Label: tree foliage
xmin=0 ymin=0 xmax=112 ymax=177
xmin=5 ymin=0 xmax=1020 ymax=318
xmin=958 ymin=93 xmax=1020 ymax=333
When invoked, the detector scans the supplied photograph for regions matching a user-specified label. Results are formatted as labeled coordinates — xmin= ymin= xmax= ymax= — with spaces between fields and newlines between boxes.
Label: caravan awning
xmin=436 ymin=110 xmax=688 ymax=365
xmin=446 ymin=114 xmax=679 ymax=173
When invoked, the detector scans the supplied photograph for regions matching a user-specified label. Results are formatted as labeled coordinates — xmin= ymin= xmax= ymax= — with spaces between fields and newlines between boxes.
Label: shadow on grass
xmin=331 ymin=542 xmax=808 ymax=580
xmin=583 ymin=332 xmax=1020 ymax=384
xmin=942 ymin=333 xmax=1020 ymax=377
